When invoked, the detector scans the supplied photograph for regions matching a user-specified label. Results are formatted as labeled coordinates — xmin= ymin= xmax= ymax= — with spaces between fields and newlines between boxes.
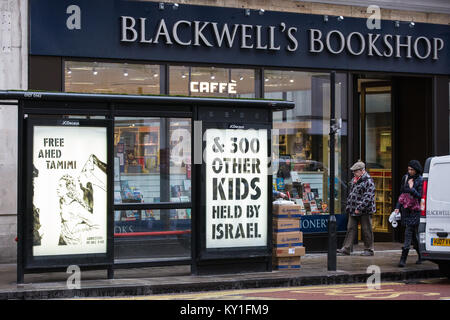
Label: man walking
xmin=337 ymin=160 xmax=376 ymax=256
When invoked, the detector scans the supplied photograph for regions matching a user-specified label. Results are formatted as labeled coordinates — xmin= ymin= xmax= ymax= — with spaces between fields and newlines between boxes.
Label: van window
xmin=428 ymin=161 xmax=450 ymax=202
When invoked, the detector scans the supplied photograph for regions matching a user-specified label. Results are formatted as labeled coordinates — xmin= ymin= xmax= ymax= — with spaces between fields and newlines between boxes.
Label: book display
xmin=271 ymin=123 xmax=342 ymax=217
xmin=369 ymin=168 xmax=392 ymax=232
xmin=115 ymin=124 xmax=160 ymax=174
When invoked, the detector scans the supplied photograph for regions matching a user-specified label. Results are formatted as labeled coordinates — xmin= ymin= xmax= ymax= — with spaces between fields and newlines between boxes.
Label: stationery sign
xmin=205 ymin=128 xmax=268 ymax=249
xmin=32 ymin=125 xmax=108 ymax=256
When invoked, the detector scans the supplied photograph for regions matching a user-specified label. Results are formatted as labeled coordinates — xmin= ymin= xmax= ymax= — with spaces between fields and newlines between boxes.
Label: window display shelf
xmin=369 ymin=168 xmax=392 ymax=233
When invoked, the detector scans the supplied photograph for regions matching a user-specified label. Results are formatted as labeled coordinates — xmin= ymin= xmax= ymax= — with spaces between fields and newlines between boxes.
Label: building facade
xmin=0 ymin=0 xmax=449 ymax=264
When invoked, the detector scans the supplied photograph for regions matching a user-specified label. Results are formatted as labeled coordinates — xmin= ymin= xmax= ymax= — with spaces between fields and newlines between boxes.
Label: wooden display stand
xmin=369 ymin=169 xmax=392 ymax=233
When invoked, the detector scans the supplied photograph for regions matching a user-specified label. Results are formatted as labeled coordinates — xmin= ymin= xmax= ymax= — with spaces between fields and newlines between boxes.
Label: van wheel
xmin=438 ymin=262 xmax=450 ymax=279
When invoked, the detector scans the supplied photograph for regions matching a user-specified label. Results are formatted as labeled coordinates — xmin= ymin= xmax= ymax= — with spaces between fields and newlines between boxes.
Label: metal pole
xmin=328 ymin=71 xmax=337 ymax=271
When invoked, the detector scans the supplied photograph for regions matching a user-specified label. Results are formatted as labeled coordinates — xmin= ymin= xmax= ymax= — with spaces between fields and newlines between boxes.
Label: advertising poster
xmin=205 ymin=128 xmax=268 ymax=249
xmin=32 ymin=125 xmax=108 ymax=256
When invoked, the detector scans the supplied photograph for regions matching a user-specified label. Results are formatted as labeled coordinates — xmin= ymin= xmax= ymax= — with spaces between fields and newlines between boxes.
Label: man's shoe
xmin=337 ymin=248 xmax=350 ymax=255
xmin=360 ymin=250 xmax=374 ymax=256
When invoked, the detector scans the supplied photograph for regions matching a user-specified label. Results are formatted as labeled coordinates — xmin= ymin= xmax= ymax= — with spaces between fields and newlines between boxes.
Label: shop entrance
xmin=391 ymin=76 xmax=433 ymax=242
xmin=358 ymin=79 xmax=393 ymax=241
xmin=355 ymin=75 xmax=433 ymax=242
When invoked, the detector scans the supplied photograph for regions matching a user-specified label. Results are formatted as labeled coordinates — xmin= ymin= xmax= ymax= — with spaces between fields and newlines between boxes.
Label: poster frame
xmin=21 ymin=117 xmax=114 ymax=271
xmin=197 ymin=120 xmax=273 ymax=263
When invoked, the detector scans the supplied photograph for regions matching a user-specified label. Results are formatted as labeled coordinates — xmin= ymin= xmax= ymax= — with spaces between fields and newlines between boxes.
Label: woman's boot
xmin=415 ymin=248 xmax=423 ymax=264
xmin=398 ymin=248 xmax=409 ymax=267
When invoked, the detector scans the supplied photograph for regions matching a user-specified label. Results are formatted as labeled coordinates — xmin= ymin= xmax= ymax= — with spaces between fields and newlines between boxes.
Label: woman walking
xmin=395 ymin=160 xmax=423 ymax=267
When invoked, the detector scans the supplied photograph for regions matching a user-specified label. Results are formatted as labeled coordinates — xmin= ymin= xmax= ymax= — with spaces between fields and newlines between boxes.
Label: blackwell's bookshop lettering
xmin=205 ymin=128 xmax=268 ymax=249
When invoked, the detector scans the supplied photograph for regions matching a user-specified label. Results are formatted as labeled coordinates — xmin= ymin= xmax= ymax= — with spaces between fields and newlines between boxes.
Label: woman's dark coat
xmin=395 ymin=174 xmax=423 ymax=226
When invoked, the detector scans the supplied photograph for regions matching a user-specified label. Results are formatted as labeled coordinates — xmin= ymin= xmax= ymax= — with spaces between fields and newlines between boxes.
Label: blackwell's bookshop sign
xmin=29 ymin=0 xmax=449 ymax=75
xmin=205 ymin=128 xmax=268 ymax=249
xmin=32 ymin=125 xmax=108 ymax=256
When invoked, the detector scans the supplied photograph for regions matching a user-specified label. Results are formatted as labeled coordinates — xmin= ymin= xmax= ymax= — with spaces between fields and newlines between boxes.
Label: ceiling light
xmin=337 ymin=16 xmax=344 ymax=21
xmin=92 ymin=68 xmax=98 ymax=75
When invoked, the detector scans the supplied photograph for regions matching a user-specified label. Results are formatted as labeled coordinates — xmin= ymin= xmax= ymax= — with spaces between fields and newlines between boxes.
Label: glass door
xmin=360 ymin=80 xmax=392 ymax=234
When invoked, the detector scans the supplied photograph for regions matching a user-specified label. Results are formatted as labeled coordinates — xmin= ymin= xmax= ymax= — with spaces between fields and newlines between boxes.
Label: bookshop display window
xmin=169 ymin=65 xmax=256 ymax=98
xmin=266 ymin=70 xmax=348 ymax=217
xmin=65 ymin=61 xmax=161 ymax=95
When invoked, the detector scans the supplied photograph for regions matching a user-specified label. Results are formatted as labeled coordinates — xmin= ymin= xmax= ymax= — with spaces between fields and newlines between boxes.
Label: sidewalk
xmin=0 ymin=242 xmax=441 ymax=299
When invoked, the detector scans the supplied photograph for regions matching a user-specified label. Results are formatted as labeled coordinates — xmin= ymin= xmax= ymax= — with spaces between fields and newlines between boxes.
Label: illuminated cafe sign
xmin=190 ymin=81 xmax=237 ymax=94
xmin=120 ymin=16 xmax=445 ymax=60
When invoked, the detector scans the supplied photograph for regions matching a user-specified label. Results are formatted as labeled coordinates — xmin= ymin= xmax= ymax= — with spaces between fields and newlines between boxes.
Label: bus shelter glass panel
xmin=114 ymin=118 xmax=162 ymax=204
xmin=169 ymin=118 xmax=192 ymax=203
xmin=114 ymin=117 xmax=191 ymax=260
xmin=114 ymin=117 xmax=192 ymax=204
xmin=114 ymin=209 xmax=191 ymax=259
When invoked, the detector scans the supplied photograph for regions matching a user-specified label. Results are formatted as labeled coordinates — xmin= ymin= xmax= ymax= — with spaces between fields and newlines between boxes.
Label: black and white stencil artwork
xmin=32 ymin=126 xmax=107 ymax=256
xmin=205 ymin=129 xmax=268 ymax=249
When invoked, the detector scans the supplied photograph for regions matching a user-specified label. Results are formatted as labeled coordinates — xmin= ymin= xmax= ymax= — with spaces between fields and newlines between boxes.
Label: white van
xmin=419 ymin=155 xmax=450 ymax=278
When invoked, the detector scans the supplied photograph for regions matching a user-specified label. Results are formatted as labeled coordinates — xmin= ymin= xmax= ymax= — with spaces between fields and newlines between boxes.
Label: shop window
xmin=64 ymin=61 xmax=161 ymax=95
xmin=266 ymin=70 xmax=348 ymax=219
xmin=169 ymin=66 xmax=256 ymax=98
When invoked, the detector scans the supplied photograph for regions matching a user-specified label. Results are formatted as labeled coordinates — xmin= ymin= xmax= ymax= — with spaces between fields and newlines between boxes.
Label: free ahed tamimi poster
xmin=205 ymin=128 xmax=268 ymax=249
xmin=32 ymin=126 xmax=108 ymax=256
